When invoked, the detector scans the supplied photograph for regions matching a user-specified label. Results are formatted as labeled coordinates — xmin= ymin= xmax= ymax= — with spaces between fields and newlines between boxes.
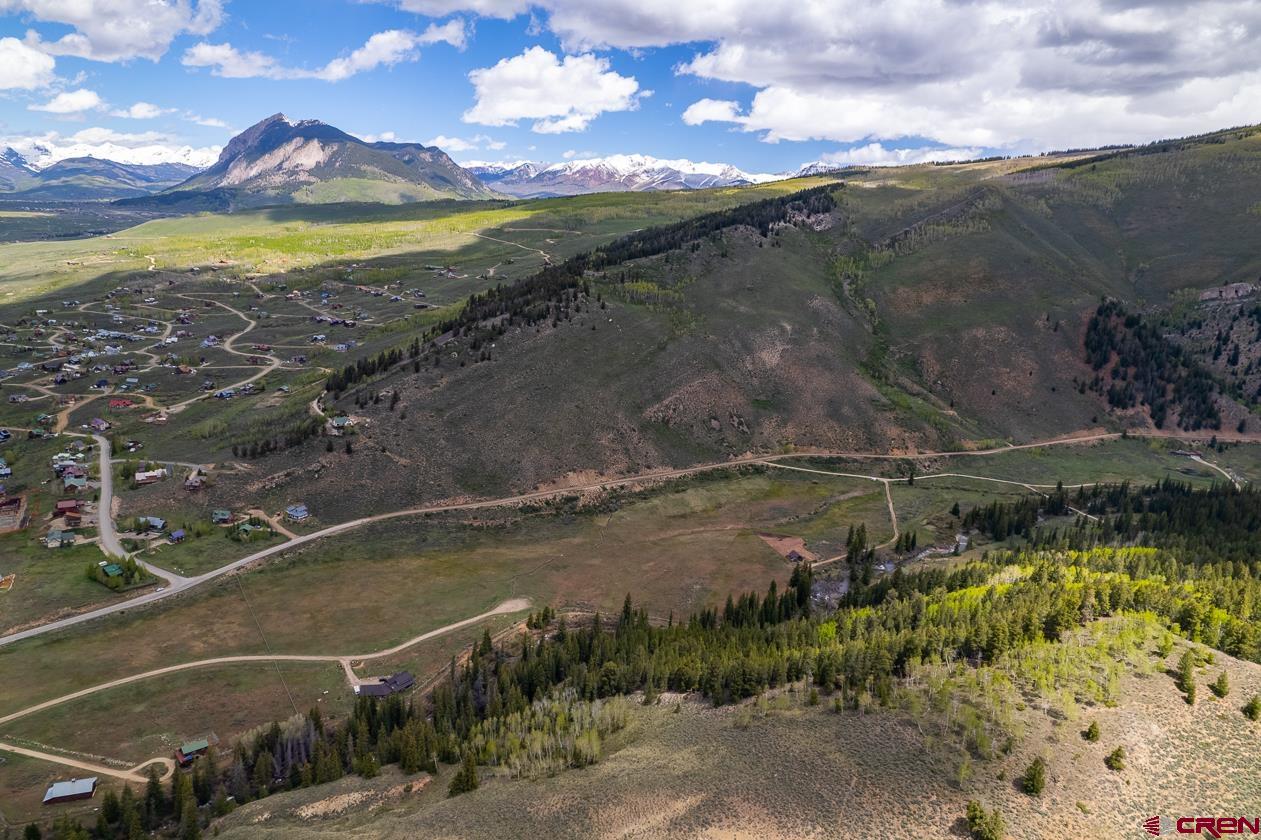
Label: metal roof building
xmin=43 ymin=777 xmax=97 ymax=805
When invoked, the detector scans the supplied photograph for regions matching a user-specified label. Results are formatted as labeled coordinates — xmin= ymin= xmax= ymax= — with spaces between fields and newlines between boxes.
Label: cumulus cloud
xmin=416 ymin=0 xmax=1261 ymax=153
xmin=184 ymin=112 xmax=230 ymax=129
xmin=110 ymin=102 xmax=174 ymax=120
xmin=181 ymin=22 xmax=466 ymax=82
xmin=464 ymin=46 xmax=642 ymax=133
xmin=0 ymin=35 xmax=55 ymax=89
xmin=817 ymin=143 xmax=985 ymax=167
xmin=29 ymin=88 xmax=103 ymax=114
xmin=3 ymin=126 xmax=221 ymax=167
xmin=423 ymin=133 xmax=505 ymax=151
xmin=6 ymin=0 xmax=224 ymax=62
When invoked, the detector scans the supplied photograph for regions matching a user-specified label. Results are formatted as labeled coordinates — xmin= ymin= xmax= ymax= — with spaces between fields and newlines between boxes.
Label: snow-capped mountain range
xmin=467 ymin=154 xmax=812 ymax=198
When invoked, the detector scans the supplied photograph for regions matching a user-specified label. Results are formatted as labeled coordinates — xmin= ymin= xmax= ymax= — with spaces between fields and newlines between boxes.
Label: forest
xmin=33 ymin=478 xmax=1261 ymax=840
xmin=1084 ymin=300 xmax=1222 ymax=430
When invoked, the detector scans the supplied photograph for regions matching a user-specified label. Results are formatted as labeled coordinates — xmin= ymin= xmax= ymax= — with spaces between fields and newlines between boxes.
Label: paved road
xmin=1 ymin=428 xmax=1247 ymax=648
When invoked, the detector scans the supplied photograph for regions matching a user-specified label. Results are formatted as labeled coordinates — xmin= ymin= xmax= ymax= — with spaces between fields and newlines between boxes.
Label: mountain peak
xmin=171 ymin=113 xmax=495 ymax=204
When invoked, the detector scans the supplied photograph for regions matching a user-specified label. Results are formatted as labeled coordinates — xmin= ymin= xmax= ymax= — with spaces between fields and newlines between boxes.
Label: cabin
xmin=212 ymin=509 xmax=233 ymax=524
xmin=43 ymin=777 xmax=97 ymax=805
xmin=134 ymin=468 xmax=168 ymax=485
xmin=45 ymin=530 xmax=75 ymax=549
xmin=89 ymin=418 xmax=111 ymax=432
xmin=55 ymin=499 xmax=81 ymax=515
xmin=175 ymin=739 xmax=210 ymax=767
xmin=101 ymin=562 xmax=124 ymax=579
xmin=184 ymin=471 xmax=204 ymax=491
xmin=354 ymin=671 xmax=416 ymax=698
xmin=285 ymin=504 xmax=310 ymax=522
xmin=142 ymin=516 xmax=167 ymax=532
xmin=168 ymin=529 xmax=186 ymax=544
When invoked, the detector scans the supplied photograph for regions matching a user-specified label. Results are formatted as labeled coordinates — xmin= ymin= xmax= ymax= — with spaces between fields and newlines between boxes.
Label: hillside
xmin=214 ymin=638 xmax=1261 ymax=839
xmin=167 ymin=113 xmax=496 ymax=205
xmin=280 ymin=128 xmax=1261 ymax=515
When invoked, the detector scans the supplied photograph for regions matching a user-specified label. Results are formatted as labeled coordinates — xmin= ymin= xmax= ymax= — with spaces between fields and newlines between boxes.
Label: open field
xmin=0 ymin=180 xmax=828 ymax=305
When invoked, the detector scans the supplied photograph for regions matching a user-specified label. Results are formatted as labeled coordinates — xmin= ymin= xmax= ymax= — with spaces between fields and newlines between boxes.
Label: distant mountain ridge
xmin=165 ymin=113 xmax=495 ymax=206
xmin=0 ymin=147 xmax=199 ymax=199
xmin=469 ymin=154 xmax=781 ymax=197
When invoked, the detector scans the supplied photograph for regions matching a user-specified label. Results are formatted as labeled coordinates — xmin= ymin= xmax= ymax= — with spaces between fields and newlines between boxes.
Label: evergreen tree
xmin=1021 ymin=756 xmax=1046 ymax=796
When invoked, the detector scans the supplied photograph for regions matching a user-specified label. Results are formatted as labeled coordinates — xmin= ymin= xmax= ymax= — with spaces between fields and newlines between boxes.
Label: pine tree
xmin=1083 ymin=720 xmax=1100 ymax=742
xmin=1243 ymin=695 xmax=1261 ymax=721
xmin=447 ymin=752 xmax=479 ymax=797
xmin=1210 ymin=671 xmax=1230 ymax=698
xmin=1021 ymin=756 xmax=1046 ymax=796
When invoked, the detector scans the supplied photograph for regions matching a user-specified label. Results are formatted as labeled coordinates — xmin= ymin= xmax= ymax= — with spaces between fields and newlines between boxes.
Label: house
xmin=89 ymin=418 xmax=111 ymax=432
xmin=175 ymin=739 xmax=210 ymax=766
xmin=55 ymin=499 xmax=81 ymax=515
xmin=43 ymin=777 xmax=97 ymax=805
xmin=285 ymin=504 xmax=310 ymax=522
xmin=101 ymin=562 xmax=124 ymax=579
xmin=168 ymin=529 xmax=186 ymax=544
xmin=353 ymin=671 xmax=416 ymax=698
xmin=63 ymin=476 xmax=88 ymax=493
xmin=211 ymin=509 xmax=232 ymax=524
xmin=0 ymin=460 xmax=10 ymax=478
xmin=46 ymin=529 xmax=74 ymax=548
xmin=184 ymin=470 xmax=203 ymax=491
xmin=134 ymin=468 xmax=168 ymax=485
xmin=108 ymin=398 xmax=134 ymax=409
xmin=142 ymin=516 xmax=167 ymax=532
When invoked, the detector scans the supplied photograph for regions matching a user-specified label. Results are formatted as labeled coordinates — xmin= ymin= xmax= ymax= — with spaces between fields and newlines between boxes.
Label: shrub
xmin=1083 ymin=720 xmax=1100 ymax=742
xmin=1105 ymin=747 xmax=1126 ymax=772
xmin=965 ymin=800 xmax=1006 ymax=840
xmin=1210 ymin=671 xmax=1230 ymax=699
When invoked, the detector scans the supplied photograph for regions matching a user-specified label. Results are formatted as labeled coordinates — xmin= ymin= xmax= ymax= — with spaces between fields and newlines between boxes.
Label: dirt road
xmin=0 ymin=599 xmax=529 ymax=729
xmin=0 ymin=428 xmax=1245 ymax=648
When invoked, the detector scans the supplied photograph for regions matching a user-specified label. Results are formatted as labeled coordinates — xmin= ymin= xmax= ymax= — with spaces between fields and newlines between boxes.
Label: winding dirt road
xmin=0 ymin=428 xmax=1246 ymax=649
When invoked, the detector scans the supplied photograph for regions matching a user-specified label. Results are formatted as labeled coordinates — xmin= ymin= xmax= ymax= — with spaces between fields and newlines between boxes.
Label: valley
xmin=2 ymin=121 xmax=1261 ymax=839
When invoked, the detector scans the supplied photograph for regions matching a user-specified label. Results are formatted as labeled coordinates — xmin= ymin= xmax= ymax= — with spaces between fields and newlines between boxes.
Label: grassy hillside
xmin=212 ymin=633 xmax=1261 ymax=839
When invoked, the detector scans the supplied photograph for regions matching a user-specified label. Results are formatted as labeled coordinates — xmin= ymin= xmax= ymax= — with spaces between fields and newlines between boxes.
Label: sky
xmin=0 ymin=0 xmax=1259 ymax=173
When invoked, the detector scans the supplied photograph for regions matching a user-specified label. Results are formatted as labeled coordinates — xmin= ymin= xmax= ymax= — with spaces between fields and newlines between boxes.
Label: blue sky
xmin=1 ymin=0 xmax=1259 ymax=172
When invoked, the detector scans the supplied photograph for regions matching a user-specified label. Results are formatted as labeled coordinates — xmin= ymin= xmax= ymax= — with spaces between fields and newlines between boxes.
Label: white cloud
xmin=3 ymin=127 xmax=220 ymax=167
xmin=392 ymin=0 xmax=526 ymax=17
xmin=181 ymin=41 xmax=284 ymax=79
xmin=420 ymin=0 xmax=1261 ymax=153
xmin=181 ymin=23 xmax=465 ymax=82
xmin=818 ymin=143 xmax=985 ymax=167
xmin=111 ymin=102 xmax=173 ymax=120
xmin=7 ymin=0 xmax=224 ymax=62
xmin=29 ymin=88 xmax=103 ymax=114
xmin=681 ymin=98 xmax=740 ymax=126
xmin=184 ymin=112 xmax=229 ymax=129
xmin=423 ymin=133 xmax=504 ymax=151
xmin=464 ymin=46 xmax=642 ymax=133
xmin=0 ymin=35 xmax=56 ymax=89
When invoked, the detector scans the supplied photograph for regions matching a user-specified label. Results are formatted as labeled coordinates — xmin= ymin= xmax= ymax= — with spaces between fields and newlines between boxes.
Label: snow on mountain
xmin=3 ymin=138 xmax=220 ymax=170
xmin=790 ymin=161 xmax=844 ymax=177
xmin=466 ymin=154 xmax=779 ymax=197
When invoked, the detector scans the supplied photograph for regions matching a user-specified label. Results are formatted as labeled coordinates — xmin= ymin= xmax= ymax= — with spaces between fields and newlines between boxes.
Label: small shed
xmin=168 ymin=529 xmax=186 ymax=543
